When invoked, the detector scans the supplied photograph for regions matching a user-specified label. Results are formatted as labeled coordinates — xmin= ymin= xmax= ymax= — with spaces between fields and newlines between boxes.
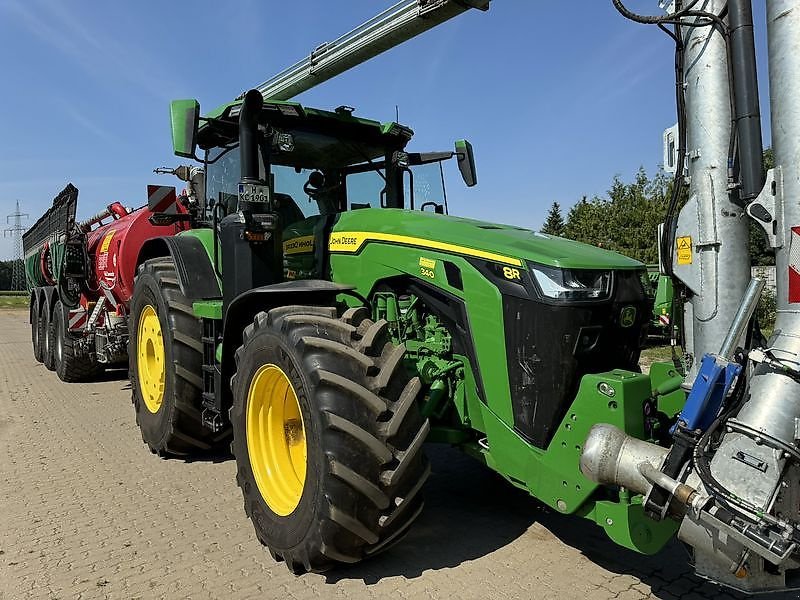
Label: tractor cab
xmin=173 ymin=94 xmax=476 ymax=282
xmin=149 ymin=87 xmax=654 ymax=576
xmin=177 ymin=96 xmax=475 ymax=221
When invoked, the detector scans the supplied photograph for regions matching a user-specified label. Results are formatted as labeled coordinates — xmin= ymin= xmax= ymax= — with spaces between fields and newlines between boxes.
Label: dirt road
xmin=0 ymin=309 xmax=771 ymax=599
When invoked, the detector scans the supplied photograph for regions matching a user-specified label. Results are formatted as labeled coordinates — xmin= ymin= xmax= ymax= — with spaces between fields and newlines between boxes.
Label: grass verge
xmin=639 ymin=344 xmax=673 ymax=374
xmin=0 ymin=294 xmax=29 ymax=309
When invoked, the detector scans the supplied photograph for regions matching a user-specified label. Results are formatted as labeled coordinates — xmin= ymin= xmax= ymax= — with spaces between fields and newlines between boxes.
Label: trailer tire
xmin=53 ymin=300 xmax=100 ymax=382
xmin=230 ymin=305 xmax=430 ymax=574
xmin=43 ymin=300 xmax=56 ymax=371
xmin=31 ymin=295 xmax=45 ymax=363
xmin=129 ymin=257 xmax=229 ymax=456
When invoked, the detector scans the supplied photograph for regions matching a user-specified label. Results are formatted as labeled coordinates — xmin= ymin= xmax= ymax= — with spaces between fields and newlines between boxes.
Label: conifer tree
xmin=541 ymin=202 xmax=565 ymax=236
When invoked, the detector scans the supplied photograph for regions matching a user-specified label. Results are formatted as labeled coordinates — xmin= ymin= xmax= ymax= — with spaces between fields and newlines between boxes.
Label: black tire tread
xmin=43 ymin=300 xmax=56 ymax=371
xmin=53 ymin=299 xmax=100 ymax=382
xmin=131 ymin=258 xmax=229 ymax=456
xmin=315 ymin=370 xmax=387 ymax=414
xmin=231 ymin=305 xmax=430 ymax=573
xmin=379 ymin=461 xmax=431 ymax=529
xmin=322 ymin=410 xmax=393 ymax=463
xmin=31 ymin=294 xmax=45 ymax=363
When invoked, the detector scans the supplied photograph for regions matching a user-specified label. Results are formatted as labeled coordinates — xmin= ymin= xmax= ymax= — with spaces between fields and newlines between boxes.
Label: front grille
xmin=503 ymin=273 xmax=646 ymax=449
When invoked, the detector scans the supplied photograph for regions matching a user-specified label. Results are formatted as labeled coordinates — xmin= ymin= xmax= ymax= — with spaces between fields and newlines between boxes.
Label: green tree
xmin=563 ymin=196 xmax=604 ymax=247
xmin=563 ymin=169 xmax=669 ymax=263
xmin=0 ymin=260 xmax=13 ymax=290
xmin=606 ymin=169 xmax=669 ymax=262
xmin=763 ymin=147 xmax=774 ymax=171
xmin=540 ymin=202 xmax=565 ymax=236
xmin=562 ymin=148 xmax=776 ymax=265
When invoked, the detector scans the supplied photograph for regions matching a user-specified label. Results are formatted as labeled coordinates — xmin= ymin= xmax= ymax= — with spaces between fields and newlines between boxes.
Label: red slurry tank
xmin=85 ymin=201 xmax=188 ymax=306
xmin=23 ymin=183 xmax=189 ymax=379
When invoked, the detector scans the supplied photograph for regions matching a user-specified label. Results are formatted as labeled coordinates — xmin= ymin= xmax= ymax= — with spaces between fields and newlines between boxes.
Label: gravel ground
xmin=0 ymin=309 xmax=792 ymax=600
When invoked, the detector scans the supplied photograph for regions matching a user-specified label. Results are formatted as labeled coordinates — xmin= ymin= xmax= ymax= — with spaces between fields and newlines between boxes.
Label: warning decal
xmin=419 ymin=257 xmax=436 ymax=269
xmin=100 ymin=230 xmax=116 ymax=253
xmin=676 ymin=236 xmax=692 ymax=265
xmin=788 ymin=226 xmax=800 ymax=303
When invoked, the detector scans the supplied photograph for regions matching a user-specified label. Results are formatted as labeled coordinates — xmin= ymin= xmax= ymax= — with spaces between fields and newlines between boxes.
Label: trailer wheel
xmin=31 ymin=295 xmax=45 ymax=363
xmin=43 ymin=300 xmax=56 ymax=371
xmin=129 ymin=257 xmax=229 ymax=456
xmin=230 ymin=306 xmax=430 ymax=573
xmin=53 ymin=300 xmax=99 ymax=382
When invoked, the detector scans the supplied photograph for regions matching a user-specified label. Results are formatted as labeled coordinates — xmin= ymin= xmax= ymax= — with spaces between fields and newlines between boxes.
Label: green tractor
xmin=645 ymin=265 xmax=675 ymax=339
xmin=129 ymin=88 xmax=680 ymax=573
xmin=125 ymin=0 xmax=800 ymax=591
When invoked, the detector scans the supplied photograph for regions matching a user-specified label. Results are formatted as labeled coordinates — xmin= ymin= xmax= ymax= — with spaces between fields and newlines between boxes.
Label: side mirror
xmin=455 ymin=139 xmax=477 ymax=187
xmin=170 ymin=99 xmax=200 ymax=158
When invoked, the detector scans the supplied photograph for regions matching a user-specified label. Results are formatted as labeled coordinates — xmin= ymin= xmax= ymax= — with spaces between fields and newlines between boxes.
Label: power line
xmin=5 ymin=200 xmax=29 ymax=291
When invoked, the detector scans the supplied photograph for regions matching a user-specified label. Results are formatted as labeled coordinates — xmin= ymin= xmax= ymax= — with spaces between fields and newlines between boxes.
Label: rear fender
xmin=137 ymin=236 xmax=221 ymax=300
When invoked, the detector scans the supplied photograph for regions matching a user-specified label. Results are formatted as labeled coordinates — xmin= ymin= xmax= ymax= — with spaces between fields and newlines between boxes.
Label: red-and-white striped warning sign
xmin=147 ymin=185 xmax=177 ymax=213
xmin=658 ymin=314 xmax=670 ymax=327
xmin=68 ymin=307 xmax=87 ymax=332
xmin=789 ymin=226 xmax=800 ymax=303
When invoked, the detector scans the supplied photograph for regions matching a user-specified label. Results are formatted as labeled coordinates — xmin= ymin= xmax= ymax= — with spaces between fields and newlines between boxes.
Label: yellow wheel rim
xmin=246 ymin=364 xmax=307 ymax=516
xmin=137 ymin=304 xmax=165 ymax=414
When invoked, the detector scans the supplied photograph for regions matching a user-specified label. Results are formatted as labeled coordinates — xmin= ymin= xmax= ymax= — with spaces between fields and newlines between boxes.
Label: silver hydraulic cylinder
xmin=736 ymin=0 xmax=800 ymax=443
xmin=704 ymin=0 xmax=800 ymax=519
xmin=583 ymin=3 xmax=800 ymax=591
xmin=671 ymin=0 xmax=751 ymax=384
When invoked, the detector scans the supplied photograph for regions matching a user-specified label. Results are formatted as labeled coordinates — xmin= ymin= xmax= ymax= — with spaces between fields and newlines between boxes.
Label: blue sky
xmin=0 ymin=1 xmax=770 ymax=260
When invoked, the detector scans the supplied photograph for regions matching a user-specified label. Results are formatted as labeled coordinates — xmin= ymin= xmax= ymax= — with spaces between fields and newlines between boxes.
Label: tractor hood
xmin=330 ymin=208 xmax=642 ymax=271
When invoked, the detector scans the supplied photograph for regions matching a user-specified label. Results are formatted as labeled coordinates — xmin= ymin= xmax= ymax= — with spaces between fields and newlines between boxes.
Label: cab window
xmin=345 ymin=169 xmax=386 ymax=210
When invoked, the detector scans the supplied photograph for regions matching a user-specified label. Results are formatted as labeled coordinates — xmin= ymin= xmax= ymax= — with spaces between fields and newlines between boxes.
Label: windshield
xmin=205 ymin=144 xmax=449 ymax=217
xmin=405 ymin=161 xmax=447 ymax=212
xmin=206 ymin=146 xmax=322 ymax=221
xmin=206 ymin=146 xmax=240 ymax=211
xmin=345 ymin=168 xmax=386 ymax=210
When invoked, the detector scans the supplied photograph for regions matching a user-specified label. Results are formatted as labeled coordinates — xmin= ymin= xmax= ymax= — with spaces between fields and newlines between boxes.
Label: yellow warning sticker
xmin=676 ymin=236 xmax=692 ymax=265
xmin=419 ymin=257 xmax=436 ymax=269
xmin=100 ymin=230 xmax=116 ymax=254
xmin=283 ymin=235 xmax=315 ymax=255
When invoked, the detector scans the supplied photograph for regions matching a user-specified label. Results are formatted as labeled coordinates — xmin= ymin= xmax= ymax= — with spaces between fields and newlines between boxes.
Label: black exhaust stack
xmin=729 ymin=0 xmax=764 ymax=205
xmin=220 ymin=89 xmax=282 ymax=318
xmin=239 ymin=89 xmax=263 ymax=186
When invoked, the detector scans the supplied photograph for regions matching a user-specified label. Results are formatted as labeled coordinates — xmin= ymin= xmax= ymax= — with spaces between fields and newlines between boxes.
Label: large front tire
xmin=231 ymin=305 xmax=430 ymax=574
xmin=129 ymin=257 xmax=229 ymax=456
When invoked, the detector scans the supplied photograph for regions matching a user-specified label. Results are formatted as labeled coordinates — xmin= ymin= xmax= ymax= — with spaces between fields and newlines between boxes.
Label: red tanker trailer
xmin=24 ymin=177 xmax=198 ymax=382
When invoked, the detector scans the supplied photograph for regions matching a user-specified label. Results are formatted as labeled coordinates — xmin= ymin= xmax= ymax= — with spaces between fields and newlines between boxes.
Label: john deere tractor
xmin=66 ymin=0 xmax=800 ymax=589
xmin=128 ymin=82 xmax=668 ymax=573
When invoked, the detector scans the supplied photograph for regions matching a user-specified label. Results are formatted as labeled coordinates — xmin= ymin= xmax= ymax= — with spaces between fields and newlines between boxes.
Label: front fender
xmin=218 ymin=280 xmax=355 ymax=413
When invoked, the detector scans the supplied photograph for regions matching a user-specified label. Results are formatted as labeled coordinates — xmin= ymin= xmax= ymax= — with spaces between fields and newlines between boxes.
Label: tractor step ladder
xmin=201 ymin=318 xmax=225 ymax=432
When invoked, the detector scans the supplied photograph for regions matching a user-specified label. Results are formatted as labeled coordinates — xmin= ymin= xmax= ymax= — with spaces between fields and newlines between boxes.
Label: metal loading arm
xmin=251 ymin=0 xmax=490 ymax=101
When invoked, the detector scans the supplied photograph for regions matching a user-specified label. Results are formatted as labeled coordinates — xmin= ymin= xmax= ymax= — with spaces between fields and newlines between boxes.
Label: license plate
xmin=238 ymin=183 xmax=271 ymax=205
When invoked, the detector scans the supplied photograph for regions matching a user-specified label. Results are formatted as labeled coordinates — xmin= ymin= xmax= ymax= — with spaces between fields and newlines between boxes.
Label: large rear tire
xmin=43 ymin=300 xmax=56 ymax=371
xmin=31 ymin=296 xmax=45 ymax=363
xmin=230 ymin=305 xmax=430 ymax=574
xmin=53 ymin=299 xmax=100 ymax=382
xmin=129 ymin=257 xmax=229 ymax=456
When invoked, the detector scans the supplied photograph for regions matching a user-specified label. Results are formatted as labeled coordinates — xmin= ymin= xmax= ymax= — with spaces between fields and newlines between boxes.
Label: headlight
xmin=530 ymin=263 xmax=612 ymax=301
